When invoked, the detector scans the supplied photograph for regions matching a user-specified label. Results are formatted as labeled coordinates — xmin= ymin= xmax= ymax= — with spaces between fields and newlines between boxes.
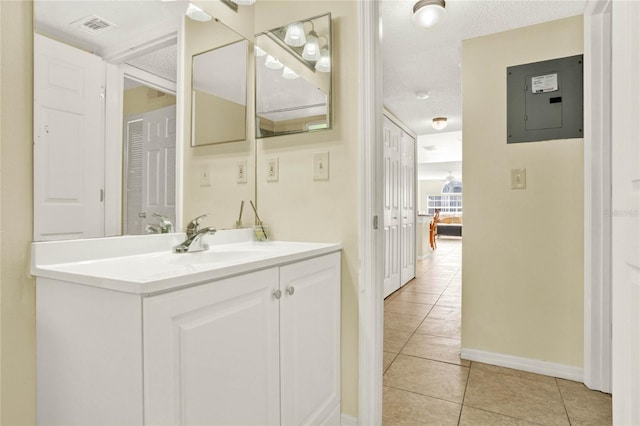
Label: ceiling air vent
xmin=71 ymin=15 xmax=117 ymax=35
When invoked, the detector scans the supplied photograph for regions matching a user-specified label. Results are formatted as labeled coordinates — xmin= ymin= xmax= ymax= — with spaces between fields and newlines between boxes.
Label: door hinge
xmin=373 ymin=215 xmax=379 ymax=230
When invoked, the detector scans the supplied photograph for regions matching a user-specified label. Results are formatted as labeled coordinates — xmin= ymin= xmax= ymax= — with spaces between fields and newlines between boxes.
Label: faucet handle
xmin=187 ymin=214 xmax=208 ymax=237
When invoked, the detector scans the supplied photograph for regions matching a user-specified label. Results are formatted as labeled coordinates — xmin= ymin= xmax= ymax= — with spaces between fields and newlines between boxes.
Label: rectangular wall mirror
xmin=191 ymin=39 xmax=248 ymax=146
xmin=255 ymin=13 xmax=332 ymax=138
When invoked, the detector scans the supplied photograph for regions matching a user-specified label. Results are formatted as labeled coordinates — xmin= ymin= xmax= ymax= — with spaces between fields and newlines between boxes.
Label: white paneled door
xmin=611 ymin=1 xmax=640 ymax=423
xmin=34 ymin=34 xmax=105 ymax=240
xmin=383 ymin=117 xmax=401 ymax=297
xmin=401 ymin=131 xmax=416 ymax=284
xmin=125 ymin=105 xmax=176 ymax=235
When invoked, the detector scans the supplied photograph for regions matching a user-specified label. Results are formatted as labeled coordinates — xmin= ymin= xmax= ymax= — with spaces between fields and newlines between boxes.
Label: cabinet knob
xmin=286 ymin=286 xmax=295 ymax=296
xmin=273 ymin=289 xmax=282 ymax=300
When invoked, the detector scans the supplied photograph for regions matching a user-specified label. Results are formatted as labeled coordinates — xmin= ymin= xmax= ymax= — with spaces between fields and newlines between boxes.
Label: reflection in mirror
xmin=191 ymin=40 xmax=248 ymax=146
xmin=255 ymin=13 xmax=331 ymax=138
xmin=33 ymin=0 xmax=184 ymax=241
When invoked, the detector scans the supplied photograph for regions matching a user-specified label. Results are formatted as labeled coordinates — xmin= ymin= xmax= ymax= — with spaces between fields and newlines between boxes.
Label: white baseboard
xmin=461 ymin=348 xmax=583 ymax=382
xmin=341 ymin=413 xmax=358 ymax=426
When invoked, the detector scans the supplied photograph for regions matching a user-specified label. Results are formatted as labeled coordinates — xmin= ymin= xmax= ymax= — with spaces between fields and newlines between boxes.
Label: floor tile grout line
xmin=383 ymin=383 xmax=465 ymax=407
xmin=456 ymin=360 xmax=473 ymax=426
xmin=460 ymin=403 xmax=549 ymax=426
xmin=555 ymin=377 xmax=574 ymax=425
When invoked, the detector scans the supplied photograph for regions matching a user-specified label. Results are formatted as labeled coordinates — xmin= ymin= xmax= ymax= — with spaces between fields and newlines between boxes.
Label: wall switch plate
xmin=511 ymin=168 xmax=527 ymax=189
xmin=313 ymin=152 xmax=330 ymax=181
xmin=267 ymin=158 xmax=279 ymax=182
xmin=199 ymin=165 xmax=211 ymax=187
xmin=237 ymin=161 xmax=247 ymax=184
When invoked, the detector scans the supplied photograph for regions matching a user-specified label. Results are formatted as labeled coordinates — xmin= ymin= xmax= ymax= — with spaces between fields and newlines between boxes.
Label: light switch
xmin=199 ymin=165 xmax=211 ymax=187
xmin=267 ymin=158 xmax=279 ymax=182
xmin=237 ymin=161 xmax=247 ymax=184
xmin=313 ymin=152 xmax=329 ymax=181
xmin=511 ymin=168 xmax=526 ymax=190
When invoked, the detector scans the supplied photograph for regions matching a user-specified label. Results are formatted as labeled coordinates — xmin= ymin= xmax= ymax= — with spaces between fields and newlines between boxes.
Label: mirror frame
xmin=254 ymin=12 xmax=332 ymax=139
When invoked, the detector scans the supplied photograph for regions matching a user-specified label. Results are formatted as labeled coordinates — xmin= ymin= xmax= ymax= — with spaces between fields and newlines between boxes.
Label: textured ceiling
xmin=127 ymin=44 xmax=178 ymax=83
xmin=381 ymin=0 xmax=587 ymax=137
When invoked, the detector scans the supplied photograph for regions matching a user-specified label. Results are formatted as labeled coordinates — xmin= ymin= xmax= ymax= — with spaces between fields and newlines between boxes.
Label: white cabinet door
xmin=143 ymin=268 xmax=281 ymax=425
xmin=280 ymin=253 xmax=341 ymax=426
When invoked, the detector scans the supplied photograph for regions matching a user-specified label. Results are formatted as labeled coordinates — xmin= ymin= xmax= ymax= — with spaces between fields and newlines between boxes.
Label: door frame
xmin=583 ymin=0 xmax=612 ymax=393
xmin=104 ymin=29 xmax=183 ymax=236
xmin=358 ymin=0 xmax=614 ymax=422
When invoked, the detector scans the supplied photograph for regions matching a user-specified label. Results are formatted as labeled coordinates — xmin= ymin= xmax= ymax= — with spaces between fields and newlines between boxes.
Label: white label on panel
xmin=531 ymin=73 xmax=558 ymax=93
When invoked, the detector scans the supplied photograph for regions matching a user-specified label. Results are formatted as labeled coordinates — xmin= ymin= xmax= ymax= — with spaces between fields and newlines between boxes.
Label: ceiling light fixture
xmin=416 ymin=91 xmax=430 ymax=100
xmin=185 ymin=2 xmax=212 ymax=22
xmin=412 ymin=0 xmax=446 ymax=29
xmin=432 ymin=117 xmax=448 ymax=130
xmin=284 ymin=22 xmax=307 ymax=47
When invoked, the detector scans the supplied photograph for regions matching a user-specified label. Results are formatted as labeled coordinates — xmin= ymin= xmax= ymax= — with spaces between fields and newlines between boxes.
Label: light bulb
xmin=315 ymin=49 xmax=330 ymax=73
xmin=284 ymin=22 xmax=306 ymax=47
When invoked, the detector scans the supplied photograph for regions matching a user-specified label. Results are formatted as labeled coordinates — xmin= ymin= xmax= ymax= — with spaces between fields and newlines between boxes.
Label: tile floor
xmin=383 ymin=238 xmax=612 ymax=426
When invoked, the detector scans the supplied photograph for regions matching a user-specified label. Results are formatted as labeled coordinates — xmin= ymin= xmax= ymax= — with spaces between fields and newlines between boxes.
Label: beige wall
xmin=123 ymin=86 xmax=176 ymax=117
xmin=192 ymin=90 xmax=245 ymax=145
xmin=461 ymin=16 xmax=584 ymax=367
xmin=0 ymin=1 xmax=36 ymax=424
xmin=182 ymin=17 xmax=256 ymax=229
xmin=254 ymin=1 xmax=360 ymax=417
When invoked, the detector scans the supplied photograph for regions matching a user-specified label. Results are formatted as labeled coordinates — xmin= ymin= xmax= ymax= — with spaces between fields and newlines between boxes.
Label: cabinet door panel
xmin=280 ymin=253 xmax=341 ymax=425
xmin=143 ymin=268 xmax=280 ymax=425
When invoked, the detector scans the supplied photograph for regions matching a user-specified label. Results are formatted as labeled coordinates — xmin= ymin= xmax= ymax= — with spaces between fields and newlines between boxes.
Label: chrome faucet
xmin=174 ymin=215 xmax=216 ymax=253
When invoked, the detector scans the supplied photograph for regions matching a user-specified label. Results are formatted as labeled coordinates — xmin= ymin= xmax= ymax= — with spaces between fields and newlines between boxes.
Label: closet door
xmin=383 ymin=117 xmax=402 ymax=297
xmin=400 ymin=131 xmax=416 ymax=285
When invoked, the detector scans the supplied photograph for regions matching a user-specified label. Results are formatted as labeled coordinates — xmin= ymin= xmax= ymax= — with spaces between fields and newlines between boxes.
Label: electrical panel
xmin=507 ymin=54 xmax=583 ymax=144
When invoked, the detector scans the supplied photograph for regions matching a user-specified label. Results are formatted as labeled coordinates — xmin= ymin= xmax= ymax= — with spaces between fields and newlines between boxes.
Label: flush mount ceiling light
xmin=412 ymin=0 xmax=446 ymax=29
xmin=416 ymin=91 xmax=430 ymax=100
xmin=186 ymin=2 xmax=212 ymax=21
xmin=432 ymin=117 xmax=448 ymax=130
xmin=264 ymin=55 xmax=284 ymax=70
xmin=284 ymin=22 xmax=307 ymax=47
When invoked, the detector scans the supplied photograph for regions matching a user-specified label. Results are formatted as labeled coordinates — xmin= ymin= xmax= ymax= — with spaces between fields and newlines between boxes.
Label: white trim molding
xmin=358 ymin=1 xmax=384 ymax=425
xmin=341 ymin=413 xmax=358 ymax=426
xmin=583 ymin=0 xmax=613 ymax=393
xmin=461 ymin=348 xmax=584 ymax=382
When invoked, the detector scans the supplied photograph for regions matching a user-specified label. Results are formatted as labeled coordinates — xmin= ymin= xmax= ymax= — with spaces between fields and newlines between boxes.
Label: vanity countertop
xmin=32 ymin=232 xmax=341 ymax=296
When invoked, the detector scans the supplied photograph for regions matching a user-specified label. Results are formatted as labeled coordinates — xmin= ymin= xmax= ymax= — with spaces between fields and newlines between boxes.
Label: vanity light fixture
xmin=412 ymin=0 xmax=446 ymax=29
xmin=264 ymin=55 xmax=284 ymax=70
xmin=315 ymin=48 xmax=331 ymax=73
xmin=302 ymin=33 xmax=321 ymax=61
xmin=284 ymin=22 xmax=307 ymax=47
xmin=282 ymin=67 xmax=300 ymax=80
xmin=185 ymin=2 xmax=212 ymax=22
xmin=230 ymin=0 xmax=256 ymax=5
xmin=432 ymin=117 xmax=448 ymax=130
xmin=255 ymin=46 xmax=266 ymax=57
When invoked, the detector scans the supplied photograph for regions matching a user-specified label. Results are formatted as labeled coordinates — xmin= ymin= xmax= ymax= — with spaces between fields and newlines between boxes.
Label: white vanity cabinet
xmin=34 ymin=237 xmax=341 ymax=426
xmin=144 ymin=252 xmax=341 ymax=425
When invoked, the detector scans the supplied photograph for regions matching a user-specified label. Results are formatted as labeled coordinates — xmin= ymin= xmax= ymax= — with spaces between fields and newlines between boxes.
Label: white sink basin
xmin=32 ymin=234 xmax=341 ymax=295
